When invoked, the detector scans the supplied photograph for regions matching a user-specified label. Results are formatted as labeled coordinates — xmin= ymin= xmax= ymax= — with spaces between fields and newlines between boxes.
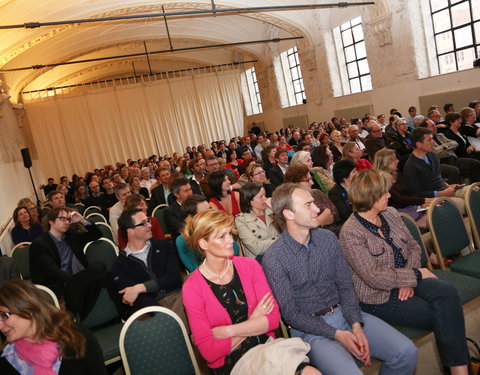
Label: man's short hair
xmin=275 ymin=149 xmax=288 ymax=159
xmin=154 ymin=167 xmax=170 ymax=178
xmin=101 ymin=176 xmax=112 ymax=185
xmin=206 ymin=155 xmax=218 ymax=162
xmin=118 ymin=208 xmax=143 ymax=239
xmin=46 ymin=190 xmax=62 ymax=202
xmin=411 ymin=128 xmax=432 ymax=148
xmin=182 ymin=194 xmax=208 ymax=217
xmin=114 ymin=183 xmax=128 ymax=196
xmin=408 ymin=106 xmax=416 ymax=112
xmin=271 ymin=183 xmax=310 ymax=229
xmin=171 ymin=177 xmax=190 ymax=195
xmin=443 ymin=103 xmax=454 ymax=113
xmin=188 ymin=158 xmax=199 ymax=172
xmin=47 ymin=207 xmax=72 ymax=223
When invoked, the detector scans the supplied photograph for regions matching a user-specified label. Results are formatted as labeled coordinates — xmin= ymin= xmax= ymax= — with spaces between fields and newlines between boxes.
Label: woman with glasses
xmin=0 ymin=279 xmax=107 ymax=374
xmin=117 ymin=194 xmax=164 ymax=249
xmin=244 ymin=163 xmax=275 ymax=198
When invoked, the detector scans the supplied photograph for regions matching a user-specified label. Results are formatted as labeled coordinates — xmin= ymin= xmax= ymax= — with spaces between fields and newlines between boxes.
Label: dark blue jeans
xmin=360 ymin=278 xmax=468 ymax=367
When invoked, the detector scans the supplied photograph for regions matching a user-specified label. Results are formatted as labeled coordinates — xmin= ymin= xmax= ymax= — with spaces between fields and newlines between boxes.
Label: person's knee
xmin=431 ymin=279 xmax=461 ymax=303
xmin=397 ymin=339 xmax=418 ymax=366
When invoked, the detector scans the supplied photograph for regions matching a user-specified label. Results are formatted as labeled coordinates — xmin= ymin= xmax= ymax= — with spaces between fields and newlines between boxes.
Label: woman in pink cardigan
xmin=181 ymin=210 xmax=317 ymax=375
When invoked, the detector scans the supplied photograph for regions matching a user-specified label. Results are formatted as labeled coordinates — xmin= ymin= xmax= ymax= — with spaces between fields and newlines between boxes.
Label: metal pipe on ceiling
xmin=0 ymin=2 xmax=375 ymax=30
xmin=1 ymin=36 xmax=302 ymax=72
xmin=21 ymin=60 xmax=257 ymax=94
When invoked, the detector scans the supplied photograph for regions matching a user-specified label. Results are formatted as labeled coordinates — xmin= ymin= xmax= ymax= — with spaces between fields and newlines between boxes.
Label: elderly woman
xmin=117 ymin=193 xmax=164 ymax=249
xmin=328 ymin=160 xmax=357 ymax=223
xmin=11 ymin=206 xmax=43 ymax=245
xmin=243 ymin=163 xmax=275 ymax=198
xmin=284 ymin=164 xmax=338 ymax=228
xmin=342 ymin=142 xmax=372 ymax=171
xmin=235 ymin=182 xmax=280 ymax=260
xmin=182 ymin=210 xmax=318 ymax=375
xmin=208 ymin=171 xmax=241 ymax=216
xmin=339 ymin=170 xmax=469 ymax=375
xmin=0 ymin=280 xmax=107 ymax=374
xmin=373 ymin=149 xmax=433 ymax=228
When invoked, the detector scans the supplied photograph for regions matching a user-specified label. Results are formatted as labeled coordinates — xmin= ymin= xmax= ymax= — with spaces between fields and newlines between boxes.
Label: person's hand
xmin=334 ymin=327 xmax=370 ymax=366
xmin=352 ymin=323 xmax=371 ymax=366
xmin=249 ymin=292 xmax=274 ymax=319
xmin=467 ymin=146 xmax=475 ymax=154
xmin=398 ymin=287 xmax=414 ymax=301
xmin=421 ymin=197 xmax=435 ymax=208
xmin=438 ymin=185 xmax=456 ymax=197
xmin=119 ymin=284 xmax=145 ymax=306
xmin=419 ymin=267 xmax=438 ymax=279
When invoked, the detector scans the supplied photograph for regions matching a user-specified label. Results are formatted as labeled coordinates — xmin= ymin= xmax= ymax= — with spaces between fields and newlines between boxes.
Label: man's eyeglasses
xmin=0 ymin=311 xmax=11 ymax=321
xmin=57 ymin=216 xmax=72 ymax=223
xmin=130 ymin=218 xmax=152 ymax=229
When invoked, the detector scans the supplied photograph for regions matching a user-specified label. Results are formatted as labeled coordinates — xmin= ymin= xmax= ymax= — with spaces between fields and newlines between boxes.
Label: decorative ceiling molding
xmin=1 ymin=2 xmax=309 ymax=66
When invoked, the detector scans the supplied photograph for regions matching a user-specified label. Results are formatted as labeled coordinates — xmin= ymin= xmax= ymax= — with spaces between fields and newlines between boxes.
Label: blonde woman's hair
xmin=182 ymin=209 xmax=234 ymax=254
xmin=342 ymin=142 xmax=357 ymax=160
xmin=330 ymin=130 xmax=341 ymax=140
xmin=348 ymin=169 xmax=392 ymax=212
xmin=373 ymin=149 xmax=398 ymax=182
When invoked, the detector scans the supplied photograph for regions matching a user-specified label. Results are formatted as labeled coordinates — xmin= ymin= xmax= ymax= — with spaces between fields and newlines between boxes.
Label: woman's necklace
xmin=203 ymin=259 xmax=230 ymax=279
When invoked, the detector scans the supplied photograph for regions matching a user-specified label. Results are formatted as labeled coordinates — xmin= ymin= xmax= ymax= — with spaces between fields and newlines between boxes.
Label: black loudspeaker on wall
xmin=21 ymin=148 xmax=32 ymax=168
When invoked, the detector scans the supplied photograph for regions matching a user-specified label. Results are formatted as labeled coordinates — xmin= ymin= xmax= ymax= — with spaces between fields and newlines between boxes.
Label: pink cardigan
xmin=182 ymin=256 xmax=280 ymax=369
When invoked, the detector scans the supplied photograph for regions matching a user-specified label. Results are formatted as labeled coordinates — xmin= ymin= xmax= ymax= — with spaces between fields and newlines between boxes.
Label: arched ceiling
xmin=0 ymin=0 xmax=339 ymax=102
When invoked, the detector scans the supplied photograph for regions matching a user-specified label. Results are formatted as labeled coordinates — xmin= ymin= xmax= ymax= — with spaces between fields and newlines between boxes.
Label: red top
xmin=117 ymin=216 xmax=164 ymax=249
xmin=355 ymin=158 xmax=373 ymax=171
xmin=277 ymin=144 xmax=293 ymax=151
xmin=209 ymin=192 xmax=241 ymax=216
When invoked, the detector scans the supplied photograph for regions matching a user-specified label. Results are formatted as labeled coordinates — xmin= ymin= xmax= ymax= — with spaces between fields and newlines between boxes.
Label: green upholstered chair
xmin=428 ymin=198 xmax=480 ymax=279
xmin=465 ymin=183 xmax=480 ymax=249
xmin=85 ymin=212 xmax=107 ymax=224
xmin=83 ymin=238 xmax=119 ymax=271
xmin=119 ymin=306 xmax=200 ymax=375
xmin=84 ymin=205 xmax=103 ymax=217
xmin=74 ymin=203 xmax=86 ymax=214
xmin=10 ymin=242 xmax=31 ymax=280
xmin=152 ymin=204 xmax=169 ymax=236
xmin=80 ymin=288 xmax=123 ymax=365
xmin=96 ymin=222 xmax=114 ymax=241
xmin=401 ymin=212 xmax=480 ymax=304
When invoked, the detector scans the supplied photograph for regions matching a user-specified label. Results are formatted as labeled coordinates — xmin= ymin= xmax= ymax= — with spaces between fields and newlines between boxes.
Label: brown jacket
xmin=339 ymin=207 xmax=421 ymax=304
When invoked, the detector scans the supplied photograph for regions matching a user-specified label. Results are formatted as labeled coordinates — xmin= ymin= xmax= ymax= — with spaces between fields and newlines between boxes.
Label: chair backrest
xmin=10 ymin=242 xmax=31 ymax=279
xmin=35 ymin=284 xmax=60 ymax=309
xmin=81 ymin=288 xmax=120 ymax=328
xmin=83 ymin=238 xmax=119 ymax=270
xmin=96 ymin=222 xmax=114 ymax=241
xmin=400 ymin=213 xmax=430 ymax=269
xmin=428 ymin=198 xmax=473 ymax=258
xmin=152 ymin=205 xmax=169 ymax=235
xmin=465 ymin=183 xmax=480 ymax=249
xmin=84 ymin=205 xmax=103 ymax=216
xmin=119 ymin=306 xmax=200 ymax=375
xmin=74 ymin=203 xmax=86 ymax=215
xmin=86 ymin=212 xmax=107 ymax=224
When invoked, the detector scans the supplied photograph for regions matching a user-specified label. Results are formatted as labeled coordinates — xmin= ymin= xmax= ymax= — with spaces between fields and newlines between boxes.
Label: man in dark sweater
xmin=111 ymin=209 xmax=185 ymax=323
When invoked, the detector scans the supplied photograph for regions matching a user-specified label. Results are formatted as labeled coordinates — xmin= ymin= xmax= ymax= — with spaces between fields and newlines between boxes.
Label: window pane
xmin=454 ymin=25 xmax=473 ymax=48
xmin=342 ymin=30 xmax=353 ymax=46
xmin=439 ymin=52 xmax=456 ymax=73
xmin=474 ymin=1 xmax=480 ymax=20
xmin=360 ymin=75 xmax=372 ymax=91
xmin=295 ymin=93 xmax=304 ymax=104
xmin=347 ymin=62 xmax=359 ymax=78
xmin=293 ymin=80 xmax=302 ymax=93
xmin=352 ymin=25 xmax=364 ymax=42
xmin=451 ymin=2 xmax=471 ymax=27
xmin=457 ymin=47 xmax=475 ymax=70
xmin=351 ymin=17 xmax=362 ymax=26
xmin=430 ymin=0 xmax=448 ymax=12
xmin=288 ymin=54 xmax=296 ymax=67
xmin=475 ymin=22 xmax=480 ymax=44
xmin=340 ymin=21 xmax=351 ymax=31
xmin=345 ymin=45 xmax=356 ymax=62
xmin=350 ymin=78 xmax=361 ymax=93
xmin=432 ymin=9 xmax=451 ymax=33
xmin=355 ymin=42 xmax=367 ymax=59
xmin=291 ymin=67 xmax=299 ymax=80
xmin=358 ymin=59 xmax=370 ymax=75
xmin=436 ymin=31 xmax=454 ymax=53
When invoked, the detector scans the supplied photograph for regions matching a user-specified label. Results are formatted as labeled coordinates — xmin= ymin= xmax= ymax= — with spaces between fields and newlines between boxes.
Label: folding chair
xmin=83 ymin=238 xmax=119 ymax=270
xmin=10 ymin=242 xmax=31 ymax=279
xmin=465 ymin=183 xmax=480 ymax=249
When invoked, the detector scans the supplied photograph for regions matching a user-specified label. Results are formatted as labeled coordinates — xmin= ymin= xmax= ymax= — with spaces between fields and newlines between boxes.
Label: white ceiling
xmin=0 ymin=0 xmax=365 ymax=101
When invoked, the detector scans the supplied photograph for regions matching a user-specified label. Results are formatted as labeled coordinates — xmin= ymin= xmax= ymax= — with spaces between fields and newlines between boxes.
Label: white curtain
xmin=25 ymin=69 xmax=244 ymax=178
